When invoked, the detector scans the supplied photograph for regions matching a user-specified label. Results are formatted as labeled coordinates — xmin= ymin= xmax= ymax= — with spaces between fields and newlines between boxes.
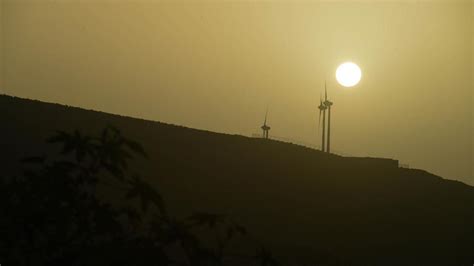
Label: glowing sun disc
xmin=336 ymin=62 xmax=362 ymax=87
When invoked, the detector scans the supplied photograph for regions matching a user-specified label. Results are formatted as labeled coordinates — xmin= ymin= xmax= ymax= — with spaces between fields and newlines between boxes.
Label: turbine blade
xmin=325 ymin=81 xmax=328 ymax=101
xmin=264 ymin=108 xmax=268 ymax=125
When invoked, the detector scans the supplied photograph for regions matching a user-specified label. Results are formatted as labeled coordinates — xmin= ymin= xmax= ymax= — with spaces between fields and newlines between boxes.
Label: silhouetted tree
xmin=0 ymin=126 xmax=276 ymax=266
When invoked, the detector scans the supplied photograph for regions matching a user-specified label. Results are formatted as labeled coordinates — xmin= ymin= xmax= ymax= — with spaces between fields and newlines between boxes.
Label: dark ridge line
xmin=1 ymin=93 xmax=337 ymax=154
xmin=2 ymin=93 xmax=470 ymax=188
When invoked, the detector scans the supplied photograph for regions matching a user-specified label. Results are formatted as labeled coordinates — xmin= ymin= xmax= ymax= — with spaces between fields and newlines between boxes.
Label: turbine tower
xmin=323 ymin=82 xmax=333 ymax=153
xmin=261 ymin=110 xmax=271 ymax=139
xmin=318 ymin=94 xmax=327 ymax=152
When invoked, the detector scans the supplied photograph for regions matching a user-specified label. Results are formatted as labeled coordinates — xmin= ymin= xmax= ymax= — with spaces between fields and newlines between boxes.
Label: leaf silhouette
xmin=126 ymin=175 xmax=166 ymax=215
xmin=21 ymin=156 xmax=46 ymax=164
xmin=234 ymin=224 xmax=247 ymax=236
xmin=124 ymin=138 xmax=148 ymax=158
xmin=255 ymin=247 xmax=279 ymax=266
xmin=187 ymin=212 xmax=226 ymax=229
xmin=225 ymin=223 xmax=247 ymax=241
xmin=48 ymin=130 xmax=94 ymax=162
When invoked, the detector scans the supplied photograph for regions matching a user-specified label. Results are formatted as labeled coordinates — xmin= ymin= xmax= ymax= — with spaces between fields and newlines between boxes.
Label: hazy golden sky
xmin=1 ymin=0 xmax=473 ymax=184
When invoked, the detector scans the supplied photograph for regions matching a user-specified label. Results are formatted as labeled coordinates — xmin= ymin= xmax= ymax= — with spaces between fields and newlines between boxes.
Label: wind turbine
xmin=261 ymin=109 xmax=271 ymax=139
xmin=323 ymin=82 xmax=333 ymax=153
xmin=318 ymin=94 xmax=327 ymax=152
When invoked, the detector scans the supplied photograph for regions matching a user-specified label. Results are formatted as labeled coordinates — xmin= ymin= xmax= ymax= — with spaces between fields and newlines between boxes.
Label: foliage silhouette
xmin=0 ymin=126 xmax=277 ymax=266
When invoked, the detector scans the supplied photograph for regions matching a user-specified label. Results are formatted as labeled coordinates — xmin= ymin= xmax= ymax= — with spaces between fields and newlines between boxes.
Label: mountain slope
xmin=1 ymin=94 xmax=473 ymax=265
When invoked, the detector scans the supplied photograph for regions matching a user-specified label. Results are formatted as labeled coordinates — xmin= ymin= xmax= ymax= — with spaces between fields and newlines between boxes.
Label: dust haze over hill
xmin=1 ymin=94 xmax=474 ymax=265
xmin=1 ymin=0 xmax=473 ymax=185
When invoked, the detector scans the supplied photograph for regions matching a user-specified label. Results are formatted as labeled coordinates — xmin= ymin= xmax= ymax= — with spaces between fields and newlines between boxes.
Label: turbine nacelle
xmin=261 ymin=109 xmax=271 ymax=139
xmin=323 ymin=100 xmax=333 ymax=107
xmin=318 ymin=97 xmax=327 ymax=111
xmin=323 ymin=82 xmax=333 ymax=107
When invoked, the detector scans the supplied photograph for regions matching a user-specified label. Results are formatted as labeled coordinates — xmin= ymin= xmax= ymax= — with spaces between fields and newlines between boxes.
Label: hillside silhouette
xmin=1 ymin=94 xmax=473 ymax=265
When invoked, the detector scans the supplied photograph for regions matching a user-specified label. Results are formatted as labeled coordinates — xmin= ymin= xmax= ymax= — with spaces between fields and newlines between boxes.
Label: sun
xmin=336 ymin=62 xmax=362 ymax=87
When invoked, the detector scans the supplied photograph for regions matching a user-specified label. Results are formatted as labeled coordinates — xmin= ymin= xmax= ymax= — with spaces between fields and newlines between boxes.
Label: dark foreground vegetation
xmin=1 ymin=126 xmax=277 ymax=265
xmin=1 ymin=95 xmax=474 ymax=265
